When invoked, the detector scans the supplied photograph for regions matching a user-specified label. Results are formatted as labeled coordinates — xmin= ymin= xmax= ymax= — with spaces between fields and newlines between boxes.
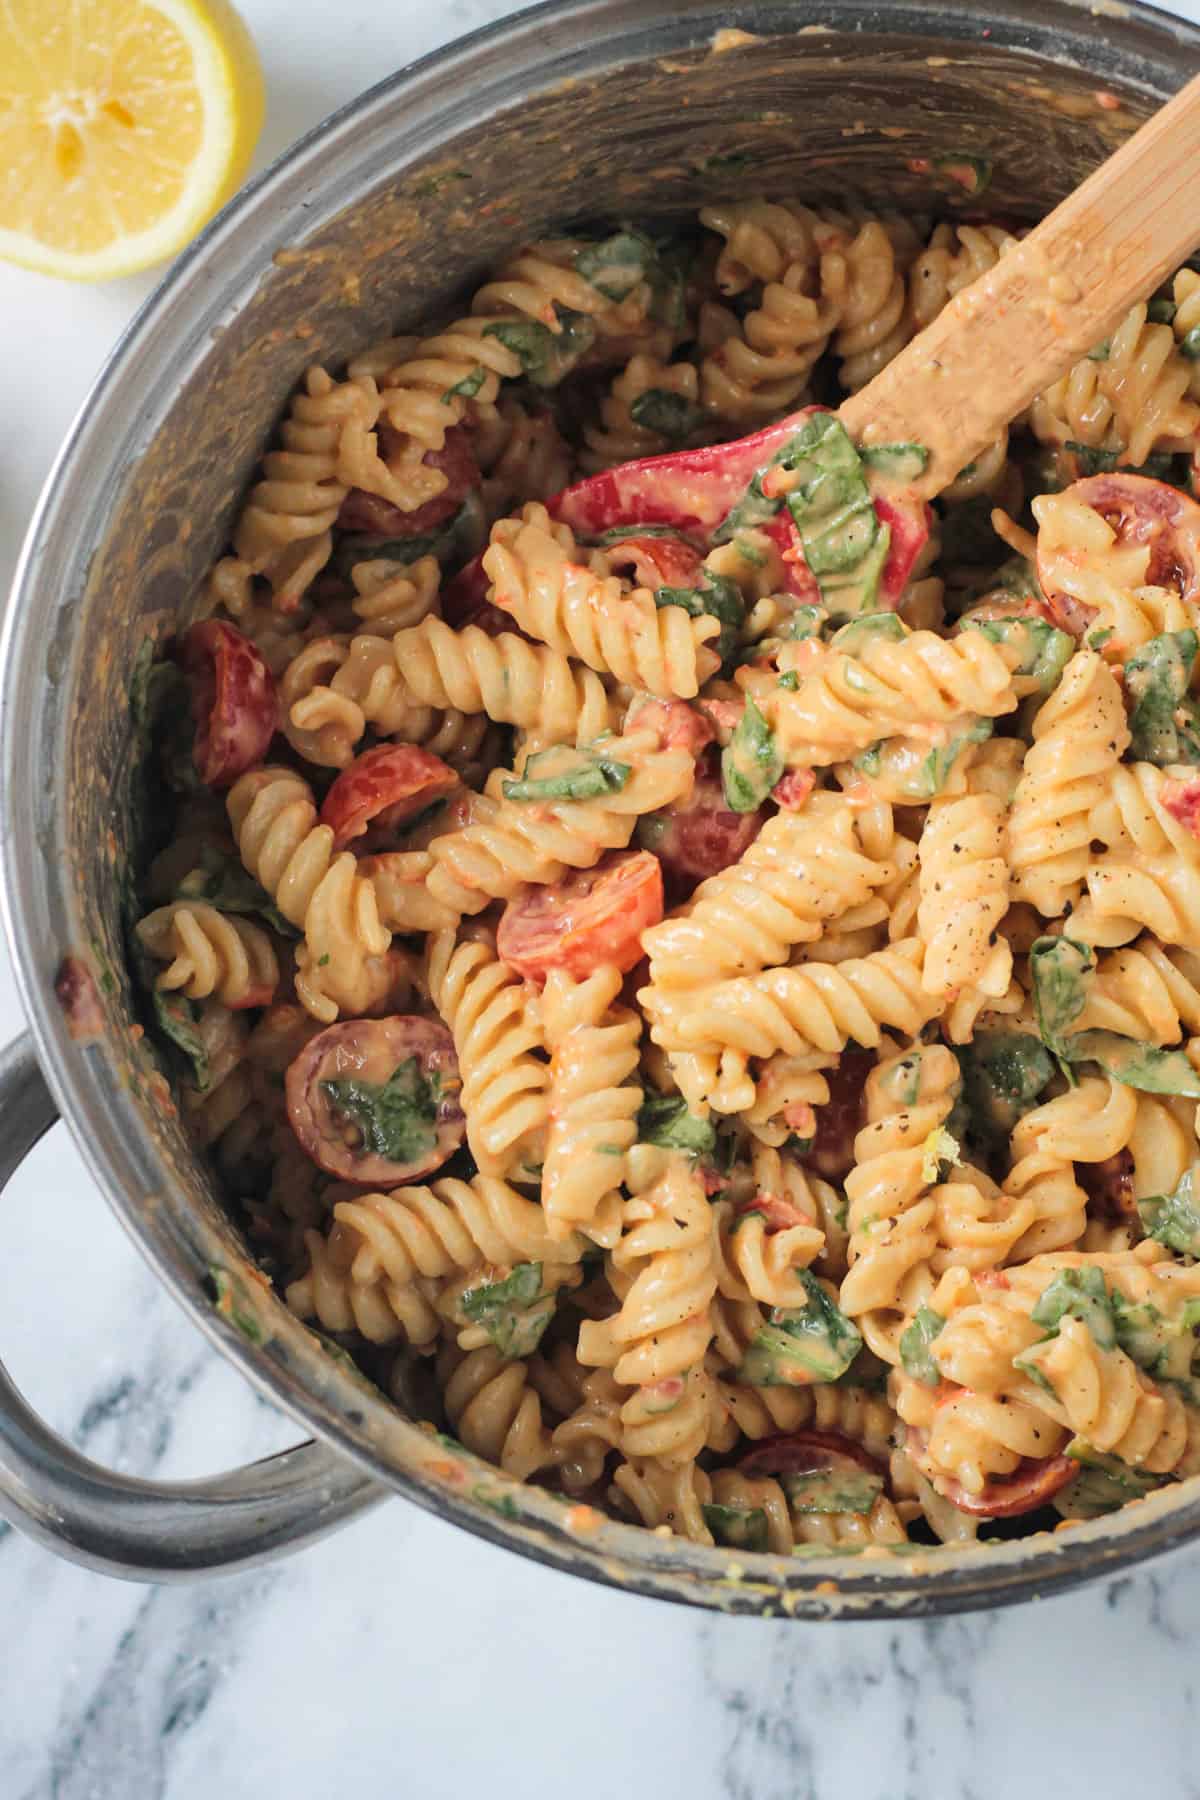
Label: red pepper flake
xmin=1095 ymin=90 xmax=1121 ymax=110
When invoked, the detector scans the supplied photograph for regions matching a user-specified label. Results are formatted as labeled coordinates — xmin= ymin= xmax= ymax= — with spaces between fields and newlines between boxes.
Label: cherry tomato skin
xmin=737 ymin=1429 xmax=883 ymax=1481
xmin=181 ymin=620 xmax=278 ymax=789
xmin=286 ymin=1015 xmax=464 ymax=1186
xmin=625 ymin=695 xmax=716 ymax=756
xmin=772 ymin=768 xmax=816 ymax=811
xmin=319 ymin=745 xmax=458 ymax=850
xmin=801 ymin=1048 xmax=875 ymax=1181
xmin=337 ymin=425 xmax=481 ymax=537
xmin=601 ymin=533 xmax=706 ymax=590
xmin=639 ymin=757 xmax=763 ymax=893
xmin=552 ymin=407 xmax=822 ymax=538
xmin=1038 ymin=474 xmax=1200 ymax=632
xmin=1161 ymin=775 xmax=1200 ymax=840
xmin=759 ymin=509 xmax=823 ymax=602
xmin=938 ymin=1455 xmax=1076 ymax=1519
xmin=735 ymin=1191 xmax=818 ymax=1233
xmin=876 ymin=495 xmax=932 ymax=605
xmin=497 ymin=850 xmax=664 ymax=982
xmin=1077 ymin=1149 xmax=1137 ymax=1219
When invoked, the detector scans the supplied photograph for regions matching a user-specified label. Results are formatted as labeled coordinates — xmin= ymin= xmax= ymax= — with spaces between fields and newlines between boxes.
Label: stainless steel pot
xmin=4 ymin=0 xmax=1200 ymax=1615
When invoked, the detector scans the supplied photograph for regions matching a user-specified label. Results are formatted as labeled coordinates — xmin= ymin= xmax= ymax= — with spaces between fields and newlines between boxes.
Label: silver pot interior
xmin=9 ymin=0 xmax=1200 ymax=1615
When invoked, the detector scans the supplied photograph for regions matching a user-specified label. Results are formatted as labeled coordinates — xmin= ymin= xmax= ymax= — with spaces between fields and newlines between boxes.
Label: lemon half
xmin=0 ymin=0 xmax=265 ymax=281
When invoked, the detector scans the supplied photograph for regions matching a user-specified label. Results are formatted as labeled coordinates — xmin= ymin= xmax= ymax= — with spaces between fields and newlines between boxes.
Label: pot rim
xmin=6 ymin=0 xmax=1200 ymax=1616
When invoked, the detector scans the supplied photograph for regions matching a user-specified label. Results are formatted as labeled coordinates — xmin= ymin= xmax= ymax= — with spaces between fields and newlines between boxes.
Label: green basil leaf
xmin=636 ymin=1094 xmax=717 ymax=1157
xmin=321 ymin=1056 xmax=442 ymax=1166
xmin=721 ymin=696 xmax=782 ymax=812
xmin=899 ymin=1304 xmax=945 ymax=1387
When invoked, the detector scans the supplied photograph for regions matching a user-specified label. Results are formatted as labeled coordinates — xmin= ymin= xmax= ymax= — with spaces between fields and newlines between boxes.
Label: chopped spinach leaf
xmin=629 ymin=388 xmax=705 ymax=442
xmin=482 ymin=307 xmax=596 ymax=387
xmin=1181 ymin=326 xmax=1200 ymax=361
xmin=460 ymin=1261 xmax=556 ymax=1358
xmin=655 ymin=572 xmax=744 ymax=669
xmin=1030 ymin=935 xmax=1094 ymax=1060
xmin=333 ymin=493 xmax=486 ymax=577
xmin=636 ymin=1094 xmax=717 ymax=1157
xmin=956 ymin=1031 xmax=1055 ymax=1146
xmin=1125 ymin=629 xmax=1200 ymax=765
xmin=574 ymin=230 xmax=658 ymax=301
xmin=899 ymin=1305 xmax=945 ymax=1387
xmin=175 ymin=845 xmax=297 ymax=937
xmin=737 ymin=1271 xmax=863 ymax=1386
xmin=209 ymin=1268 xmax=266 ymax=1344
xmin=960 ymin=615 xmax=1074 ymax=694
xmin=830 ymin=611 xmax=907 ymax=653
xmin=442 ymin=366 xmax=486 ymax=403
xmin=1030 ymin=1266 xmax=1117 ymax=1349
xmin=502 ymin=750 xmax=631 ymax=803
xmin=721 ymin=696 xmax=783 ymax=812
xmin=702 ymin=1502 xmax=769 ymax=1552
xmin=152 ymin=988 xmax=211 ymax=1090
xmin=1066 ymin=1032 xmax=1200 ymax=1097
xmin=321 ymin=1056 xmax=441 ymax=1166
xmin=858 ymin=442 xmax=929 ymax=481
xmin=1138 ymin=1167 xmax=1200 ymax=1255
xmin=1057 ymin=1439 xmax=1167 ymax=1518
xmin=782 ymin=1467 xmax=884 ymax=1515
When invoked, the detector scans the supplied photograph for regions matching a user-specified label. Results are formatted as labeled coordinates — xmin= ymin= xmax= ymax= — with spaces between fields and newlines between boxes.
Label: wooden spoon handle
xmin=839 ymin=71 xmax=1200 ymax=498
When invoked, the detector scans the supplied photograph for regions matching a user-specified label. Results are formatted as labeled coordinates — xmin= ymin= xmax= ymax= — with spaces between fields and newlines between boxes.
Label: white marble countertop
xmin=5 ymin=1 xmax=1200 ymax=1792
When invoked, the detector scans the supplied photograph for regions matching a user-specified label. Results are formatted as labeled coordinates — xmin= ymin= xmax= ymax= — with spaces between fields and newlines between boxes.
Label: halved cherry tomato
xmin=736 ymin=1191 xmax=817 ymax=1233
xmin=1161 ymin=775 xmax=1200 ymax=840
xmin=738 ymin=1429 xmax=884 ymax=1481
xmin=181 ymin=620 xmax=278 ymax=789
xmin=637 ymin=754 xmax=763 ymax=895
xmin=552 ymin=408 xmax=821 ymax=539
xmin=800 ymin=1047 xmax=875 ymax=1178
xmin=286 ymin=1015 xmax=464 ymax=1186
xmin=601 ymin=532 xmax=705 ymax=590
xmin=625 ymin=694 xmax=716 ymax=756
xmin=337 ymin=425 xmax=481 ymax=537
xmin=698 ymin=696 xmax=746 ymax=744
xmin=319 ymin=744 xmax=458 ymax=850
xmin=937 ymin=1454 xmax=1076 ymax=1519
xmin=497 ymin=849 xmax=663 ymax=981
xmin=759 ymin=508 xmax=823 ymax=603
xmin=876 ymin=495 xmax=933 ymax=605
xmin=773 ymin=768 xmax=816 ymax=812
xmin=1077 ymin=1149 xmax=1136 ymax=1220
xmin=1038 ymin=474 xmax=1200 ymax=631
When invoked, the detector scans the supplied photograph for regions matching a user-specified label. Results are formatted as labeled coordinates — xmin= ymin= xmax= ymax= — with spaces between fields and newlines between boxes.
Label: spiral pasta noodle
xmin=135 ymin=903 xmax=279 ymax=1010
xmin=541 ymin=966 xmax=642 ymax=1245
xmin=483 ymin=505 xmax=721 ymax=698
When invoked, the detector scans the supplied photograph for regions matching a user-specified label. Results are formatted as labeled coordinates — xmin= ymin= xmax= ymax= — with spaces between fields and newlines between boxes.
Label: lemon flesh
xmin=0 ymin=0 xmax=265 ymax=280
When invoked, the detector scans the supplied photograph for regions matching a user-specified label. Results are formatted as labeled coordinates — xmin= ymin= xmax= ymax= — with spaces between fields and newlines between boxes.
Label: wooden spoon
xmin=840 ymin=71 xmax=1200 ymax=497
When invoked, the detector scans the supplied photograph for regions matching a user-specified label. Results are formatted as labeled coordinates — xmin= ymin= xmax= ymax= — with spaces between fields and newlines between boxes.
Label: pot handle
xmin=0 ymin=1032 xmax=384 ymax=1580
